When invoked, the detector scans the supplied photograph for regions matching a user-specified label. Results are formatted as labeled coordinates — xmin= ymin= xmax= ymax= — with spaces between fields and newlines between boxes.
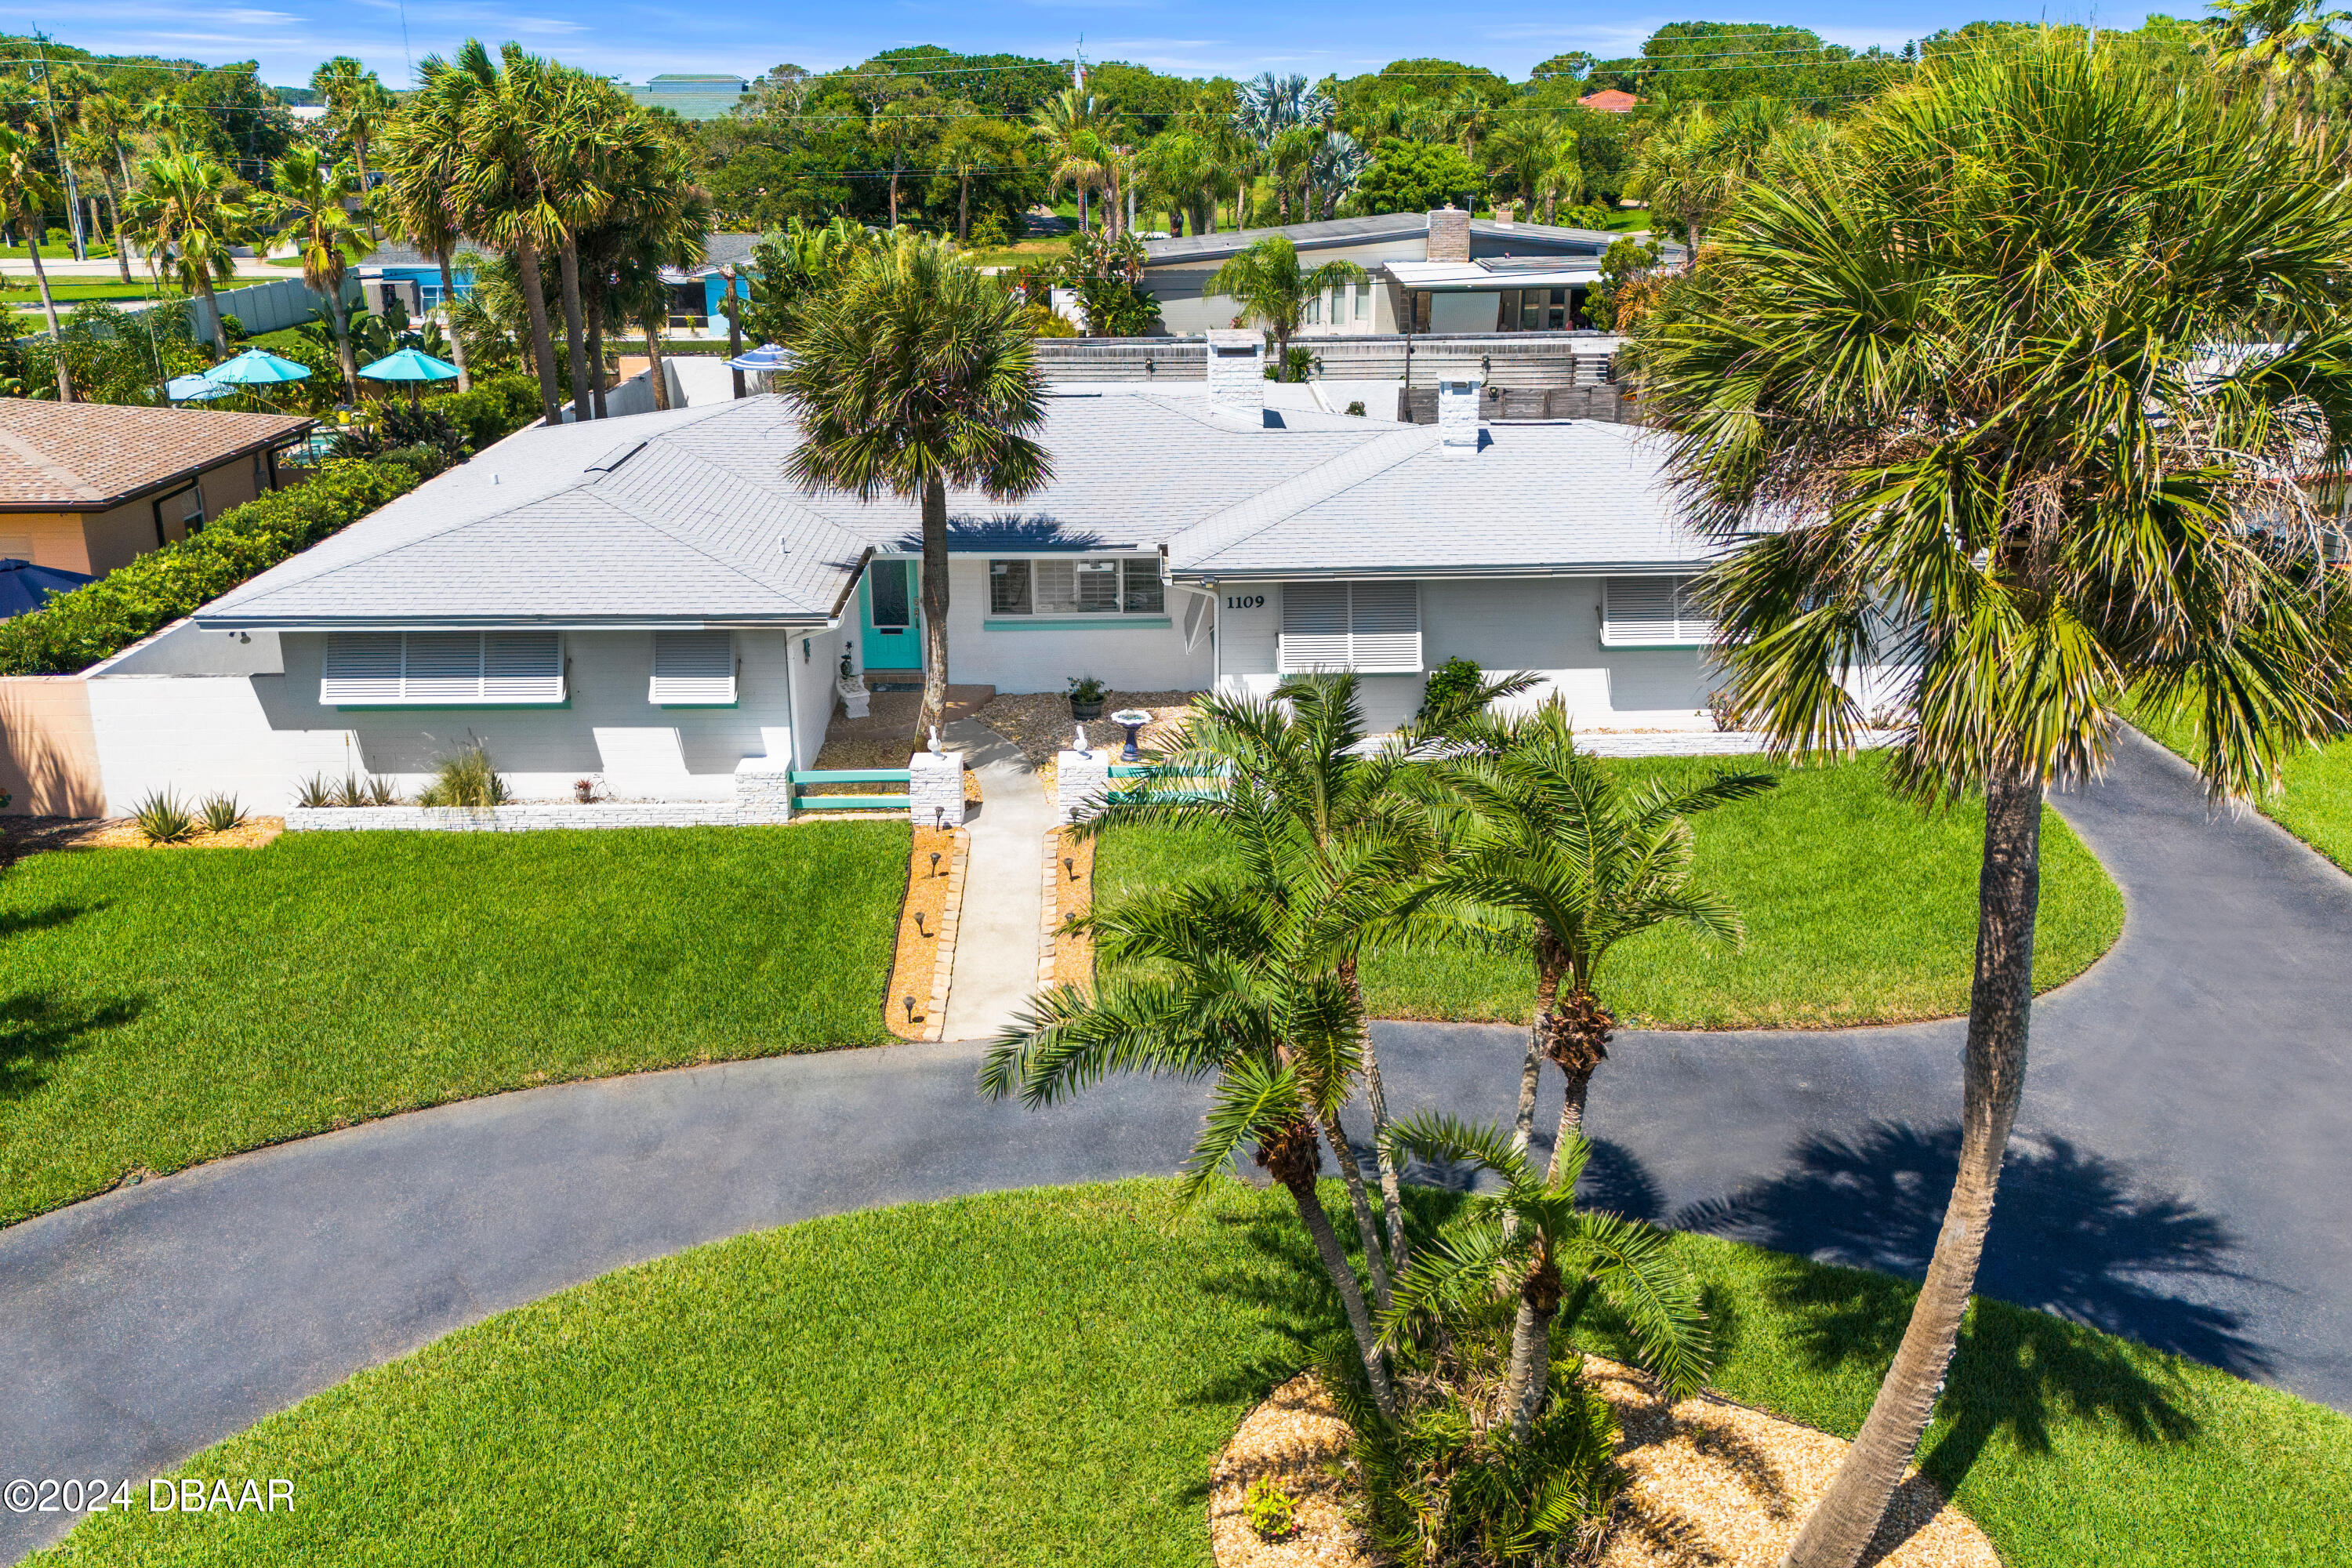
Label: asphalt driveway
xmin=4 ymin=728 xmax=2348 ymax=1561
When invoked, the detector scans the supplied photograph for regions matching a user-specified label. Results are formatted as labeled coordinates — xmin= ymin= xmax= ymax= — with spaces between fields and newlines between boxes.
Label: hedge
xmin=434 ymin=376 xmax=544 ymax=450
xmin=0 ymin=459 xmax=421 ymax=676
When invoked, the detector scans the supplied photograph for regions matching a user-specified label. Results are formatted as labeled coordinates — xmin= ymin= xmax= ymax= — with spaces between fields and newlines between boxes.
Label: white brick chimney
xmin=1438 ymin=376 xmax=1482 ymax=457
xmin=1204 ymin=328 xmax=1266 ymax=422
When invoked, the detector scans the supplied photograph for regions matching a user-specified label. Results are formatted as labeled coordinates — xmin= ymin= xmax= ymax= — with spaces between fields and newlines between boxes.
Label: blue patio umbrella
xmin=205 ymin=347 xmax=315 ymax=386
xmin=724 ymin=342 xmax=789 ymax=372
xmin=165 ymin=373 xmax=230 ymax=402
xmin=358 ymin=346 xmax=463 ymax=405
xmin=0 ymin=558 xmax=97 ymax=619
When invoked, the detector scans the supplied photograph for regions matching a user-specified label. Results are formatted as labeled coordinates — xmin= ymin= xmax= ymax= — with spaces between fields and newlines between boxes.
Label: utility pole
xmin=31 ymin=34 xmax=89 ymax=262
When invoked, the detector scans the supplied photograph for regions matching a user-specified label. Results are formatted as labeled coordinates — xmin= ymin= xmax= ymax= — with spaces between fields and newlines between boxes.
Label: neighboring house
xmin=658 ymin=232 xmax=764 ymax=328
xmin=356 ymin=239 xmax=473 ymax=316
xmin=42 ymin=331 xmax=1784 ymax=815
xmin=1144 ymin=209 xmax=1683 ymax=338
xmin=0 ymin=401 xmax=315 ymax=577
xmin=1577 ymin=89 xmax=1642 ymax=114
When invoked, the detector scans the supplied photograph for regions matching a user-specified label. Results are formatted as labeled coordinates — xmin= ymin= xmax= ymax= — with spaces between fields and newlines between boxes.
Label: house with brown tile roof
xmin=0 ymin=401 xmax=316 ymax=580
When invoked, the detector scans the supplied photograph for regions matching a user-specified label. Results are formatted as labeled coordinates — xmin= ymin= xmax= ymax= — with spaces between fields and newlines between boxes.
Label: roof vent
xmin=1204 ymin=328 xmax=1265 ymax=423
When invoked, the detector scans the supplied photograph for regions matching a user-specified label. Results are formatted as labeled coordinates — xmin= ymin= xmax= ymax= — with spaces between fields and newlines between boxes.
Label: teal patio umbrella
xmin=358 ymin=346 xmax=462 ymax=404
xmin=205 ymin=347 xmax=314 ymax=411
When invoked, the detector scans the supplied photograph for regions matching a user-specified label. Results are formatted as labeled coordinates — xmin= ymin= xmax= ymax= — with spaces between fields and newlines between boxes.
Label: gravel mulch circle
xmin=971 ymin=689 xmax=1202 ymax=769
xmin=813 ymin=685 xmax=993 ymax=802
xmin=1 ymin=815 xmax=284 ymax=855
xmin=1210 ymin=1364 xmax=2000 ymax=1568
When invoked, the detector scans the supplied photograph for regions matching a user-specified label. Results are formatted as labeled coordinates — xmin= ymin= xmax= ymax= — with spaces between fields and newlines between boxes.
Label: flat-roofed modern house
xmin=52 ymin=332 xmax=1796 ymax=815
xmin=0 ymin=401 xmax=314 ymax=579
xmin=1144 ymin=209 xmax=1680 ymax=338
xmin=622 ymin=73 xmax=752 ymax=118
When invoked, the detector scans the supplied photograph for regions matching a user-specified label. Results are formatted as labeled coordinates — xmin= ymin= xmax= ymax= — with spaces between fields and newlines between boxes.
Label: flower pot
xmin=1070 ymin=699 xmax=1105 ymax=721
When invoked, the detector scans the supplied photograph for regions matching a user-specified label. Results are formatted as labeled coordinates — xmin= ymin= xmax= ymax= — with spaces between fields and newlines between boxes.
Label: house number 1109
xmin=1224 ymin=595 xmax=1265 ymax=609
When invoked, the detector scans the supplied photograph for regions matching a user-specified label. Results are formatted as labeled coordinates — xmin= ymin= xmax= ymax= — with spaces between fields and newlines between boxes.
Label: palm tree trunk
xmin=1499 ymin=1257 xmax=1561 ymax=1440
xmin=108 ymin=189 xmax=132 ymax=284
xmin=958 ymin=173 xmax=970 ymax=245
xmin=1338 ymin=955 xmax=1408 ymax=1276
xmin=194 ymin=269 xmax=230 ymax=358
xmin=1281 ymin=1165 xmax=1399 ymax=1422
xmin=586 ymin=291 xmax=608 ymax=419
xmin=643 ymin=319 xmax=669 ymax=411
xmin=438 ymin=251 xmax=470 ymax=393
xmin=1319 ymin=1108 xmax=1393 ymax=1315
xmin=513 ymin=237 xmax=564 ymax=426
xmin=20 ymin=214 xmax=72 ymax=401
xmin=1780 ymin=771 xmax=2042 ymax=1568
xmin=1514 ymin=963 xmax=1564 ymax=1154
xmin=328 ymin=283 xmax=361 ymax=403
xmin=917 ymin=472 xmax=953 ymax=740
xmin=355 ymin=143 xmax=377 ymax=239
xmin=554 ymin=236 xmax=592 ymax=419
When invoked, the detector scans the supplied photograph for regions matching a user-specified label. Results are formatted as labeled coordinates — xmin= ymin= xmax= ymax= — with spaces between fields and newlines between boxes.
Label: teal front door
xmin=858 ymin=558 xmax=923 ymax=672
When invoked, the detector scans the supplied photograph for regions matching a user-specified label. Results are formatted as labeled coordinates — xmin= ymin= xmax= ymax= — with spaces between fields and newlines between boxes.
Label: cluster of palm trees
xmin=982 ymin=676 xmax=1761 ymax=1552
xmin=376 ymin=41 xmax=708 ymax=427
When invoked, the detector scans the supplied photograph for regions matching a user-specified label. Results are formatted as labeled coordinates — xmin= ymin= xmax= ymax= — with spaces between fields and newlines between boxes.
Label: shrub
xmin=199 ymin=793 xmax=246 ymax=833
xmin=418 ymin=746 xmax=510 ymax=808
xmin=0 ymin=459 xmax=420 ymax=676
xmin=219 ymin=314 xmax=248 ymax=345
xmin=966 ymin=212 xmax=1013 ymax=249
xmin=434 ymin=376 xmax=543 ymax=452
xmin=1345 ymin=400 xmax=1367 ymax=416
xmin=1243 ymin=1478 xmax=1297 ymax=1541
xmin=1066 ymin=674 xmax=1109 ymax=705
xmin=131 ymin=790 xmax=198 ymax=845
xmin=326 ymin=403 xmax=469 ymax=466
xmin=1417 ymin=655 xmax=1487 ymax=727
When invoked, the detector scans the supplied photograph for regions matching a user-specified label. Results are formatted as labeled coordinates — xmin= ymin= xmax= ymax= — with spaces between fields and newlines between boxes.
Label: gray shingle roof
xmin=1143 ymin=213 xmax=1645 ymax=267
xmin=195 ymin=390 xmax=1711 ymax=630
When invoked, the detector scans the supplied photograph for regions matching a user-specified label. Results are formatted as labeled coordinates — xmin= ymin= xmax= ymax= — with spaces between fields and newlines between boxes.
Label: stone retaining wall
xmin=286 ymin=803 xmax=753 ymax=832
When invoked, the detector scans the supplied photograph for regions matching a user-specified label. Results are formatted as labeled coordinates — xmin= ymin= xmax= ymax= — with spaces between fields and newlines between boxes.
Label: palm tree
xmin=79 ymin=93 xmax=140 ymax=285
xmin=0 ymin=125 xmax=73 ymax=400
xmin=1138 ymin=130 xmax=1215 ymax=236
xmin=1485 ymin=113 xmax=1576 ymax=222
xmin=1624 ymin=107 xmax=1731 ymax=250
xmin=375 ymin=83 xmax=474 ymax=390
xmin=1032 ymin=89 xmax=1106 ymax=231
xmin=779 ymin=233 xmax=1051 ymax=739
xmin=614 ymin=176 xmax=709 ymax=412
xmin=935 ymin=114 xmax=991 ymax=245
xmin=984 ymin=739 xmax=1419 ymax=1422
xmin=2205 ymin=0 xmax=2352 ymax=125
xmin=1381 ymin=1114 xmax=1709 ymax=1441
xmin=258 ymin=153 xmax=372 ymax=401
xmin=121 ymin=144 xmax=250 ymax=358
xmin=870 ymin=96 xmax=933 ymax=229
xmin=1641 ymin=40 xmax=2352 ymax=1568
xmin=432 ymin=40 xmax=568 ymax=425
xmin=310 ymin=57 xmax=394 ymax=238
xmin=1205 ymin=234 xmax=1366 ymax=375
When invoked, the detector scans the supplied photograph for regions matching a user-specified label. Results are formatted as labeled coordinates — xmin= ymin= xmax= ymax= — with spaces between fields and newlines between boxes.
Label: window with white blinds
xmin=649 ymin=630 xmax=736 ymax=706
xmin=320 ymin=631 xmax=564 ymax=705
xmin=1601 ymin=577 xmax=1715 ymax=647
xmin=1278 ymin=581 xmax=1421 ymax=673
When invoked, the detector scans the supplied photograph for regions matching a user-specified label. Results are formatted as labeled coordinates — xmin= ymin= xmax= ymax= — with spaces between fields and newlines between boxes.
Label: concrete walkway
xmin=5 ymin=730 xmax=2351 ymax=1562
xmin=940 ymin=720 xmax=1053 ymax=1040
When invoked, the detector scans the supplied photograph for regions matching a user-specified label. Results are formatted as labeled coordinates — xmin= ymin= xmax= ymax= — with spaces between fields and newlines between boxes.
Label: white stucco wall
xmin=1209 ymin=575 xmax=1719 ymax=733
xmin=87 ymin=622 xmax=825 ymax=813
xmin=936 ymin=557 xmax=1214 ymax=695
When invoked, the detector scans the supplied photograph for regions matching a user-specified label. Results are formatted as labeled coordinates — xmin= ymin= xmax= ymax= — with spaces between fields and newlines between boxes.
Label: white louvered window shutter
xmin=1279 ymin=582 xmax=1352 ymax=673
xmin=1348 ymin=581 xmax=1421 ymax=673
xmin=1671 ymin=579 xmax=1719 ymax=646
xmin=650 ymin=630 xmax=736 ymax=706
xmin=1602 ymin=578 xmax=1682 ymax=645
xmin=321 ymin=633 xmax=403 ymax=703
xmin=404 ymin=632 xmax=485 ymax=701
xmin=485 ymin=632 xmax=564 ymax=702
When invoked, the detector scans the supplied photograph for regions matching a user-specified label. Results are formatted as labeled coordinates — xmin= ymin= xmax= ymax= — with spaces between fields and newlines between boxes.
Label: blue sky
xmin=30 ymin=2 xmax=2143 ymax=89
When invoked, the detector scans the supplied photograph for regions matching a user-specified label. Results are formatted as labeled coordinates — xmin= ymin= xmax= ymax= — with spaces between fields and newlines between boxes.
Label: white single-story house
xmin=64 ymin=331 xmax=1750 ymax=814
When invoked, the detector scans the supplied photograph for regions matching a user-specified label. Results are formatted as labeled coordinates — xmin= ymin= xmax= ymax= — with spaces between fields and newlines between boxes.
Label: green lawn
xmin=0 ymin=826 xmax=906 ymax=1227
xmin=2130 ymin=707 xmax=2352 ymax=873
xmin=38 ymin=1181 xmax=2352 ymax=1567
xmin=1096 ymin=753 xmax=2123 ymax=1029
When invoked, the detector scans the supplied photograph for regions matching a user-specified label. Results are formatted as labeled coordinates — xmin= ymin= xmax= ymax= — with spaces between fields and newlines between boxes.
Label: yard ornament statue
xmin=1072 ymin=723 xmax=1090 ymax=756
xmin=928 ymin=725 xmax=943 ymax=756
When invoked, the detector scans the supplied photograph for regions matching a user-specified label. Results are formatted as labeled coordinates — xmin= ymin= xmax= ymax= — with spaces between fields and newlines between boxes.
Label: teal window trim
xmin=333 ymin=699 xmax=573 ymax=712
xmin=655 ymin=702 xmax=740 ymax=710
xmin=1600 ymin=641 xmax=1708 ymax=651
xmin=982 ymin=616 xmax=1173 ymax=632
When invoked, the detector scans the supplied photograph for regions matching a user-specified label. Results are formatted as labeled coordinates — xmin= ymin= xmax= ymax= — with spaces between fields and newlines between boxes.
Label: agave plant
xmin=199 ymin=793 xmax=246 ymax=833
xmin=365 ymin=775 xmax=401 ymax=806
xmin=295 ymin=774 xmax=337 ymax=809
xmin=132 ymin=790 xmax=198 ymax=845
xmin=331 ymin=773 xmax=369 ymax=808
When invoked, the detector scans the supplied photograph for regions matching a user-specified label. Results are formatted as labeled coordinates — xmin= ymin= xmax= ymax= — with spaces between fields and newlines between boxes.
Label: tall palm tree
xmin=2205 ymin=0 xmax=2352 ymax=125
xmin=935 ymin=114 xmax=992 ymax=245
xmin=434 ymin=40 xmax=567 ymax=425
xmin=121 ymin=144 xmax=250 ymax=358
xmin=375 ymin=83 xmax=474 ymax=391
xmin=310 ymin=57 xmax=394 ymax=238
xmin=614 ymin=176 xmax=709 ymax=412
xmin=1032 ymin=89 xmax=1105 ymax=230
xmin=0 ymin=125 xmax=73 ymax=400
xmin=1138 ymin=130 xmax=1215 ymax=236
xmin=1205 ymin=234 xmax=1366 ymax=374
xmin=984 ymin=728 xmax=1421 ymax=1422
xmin=258 ymin=153 xmax=372 ymax=401
xmin=1641 ymin=40 xmax=2352 ymax=1568
xmin=1381 ymin=1115 xmax=1709 ymax=1441
xmin=778 ymin=233 xmax=1051 ymax=738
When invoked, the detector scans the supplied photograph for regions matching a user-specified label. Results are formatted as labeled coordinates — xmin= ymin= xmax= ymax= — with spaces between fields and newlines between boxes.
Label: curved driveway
xmin=6 ymin=729 xmax=2351 ymax=1560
